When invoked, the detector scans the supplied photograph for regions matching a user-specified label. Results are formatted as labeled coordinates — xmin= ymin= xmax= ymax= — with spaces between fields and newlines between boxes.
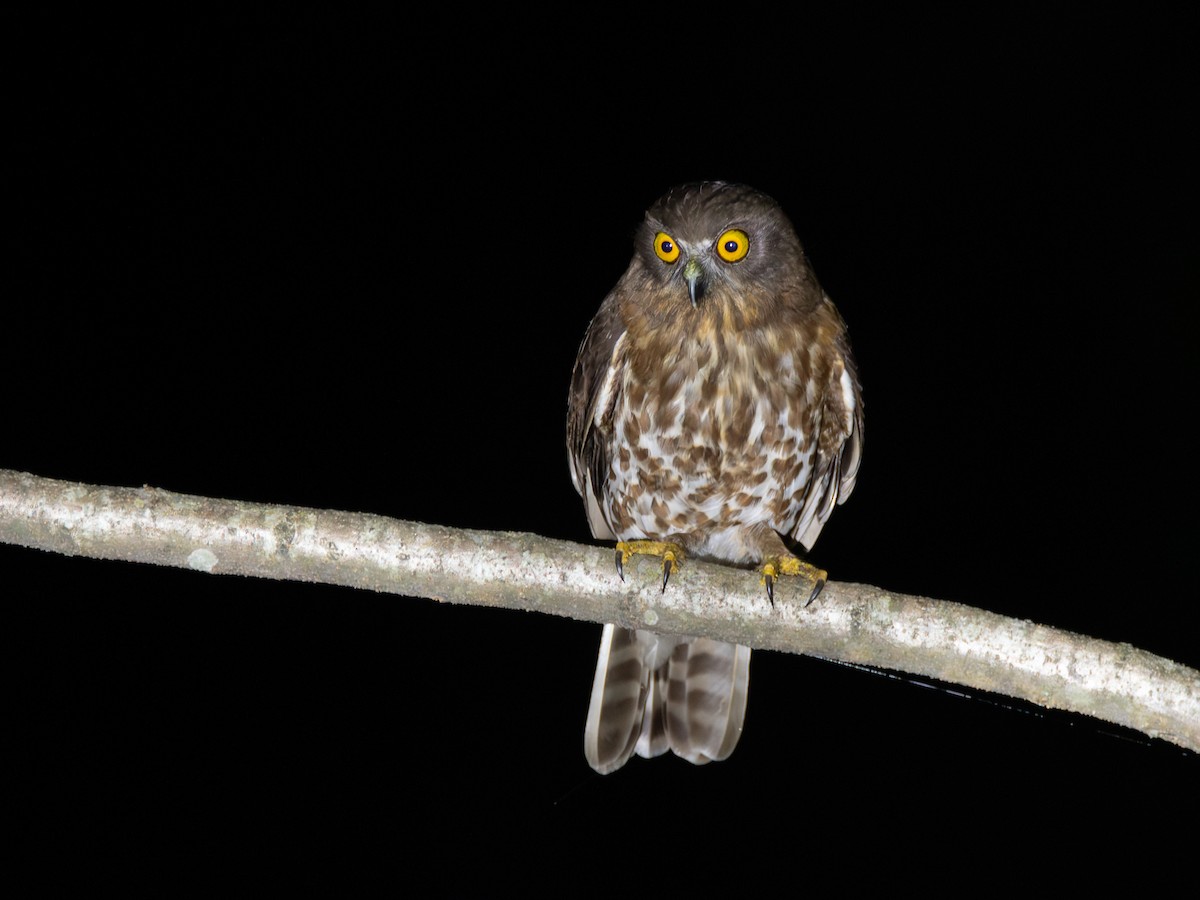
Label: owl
xmin=567 ymin=182 xmax=863 ymax=773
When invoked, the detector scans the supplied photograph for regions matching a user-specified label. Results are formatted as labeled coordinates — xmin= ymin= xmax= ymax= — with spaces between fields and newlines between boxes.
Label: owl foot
xmin=614 ymin=540 xmax=685 ymax=592
xmin=761 ymin=556 xmax=827 ymax=607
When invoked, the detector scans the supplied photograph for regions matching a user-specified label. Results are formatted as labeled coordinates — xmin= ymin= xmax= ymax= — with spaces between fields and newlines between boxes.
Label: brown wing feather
xmin=792 ymin=326 xmax=864 ymax=551
xmin=566 ymin=291 xmax=626 ymax=541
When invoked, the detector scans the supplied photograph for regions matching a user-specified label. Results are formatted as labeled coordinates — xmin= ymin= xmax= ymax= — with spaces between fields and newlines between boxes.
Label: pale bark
xmin=3 ymin=468 xmax=1197 ymax=752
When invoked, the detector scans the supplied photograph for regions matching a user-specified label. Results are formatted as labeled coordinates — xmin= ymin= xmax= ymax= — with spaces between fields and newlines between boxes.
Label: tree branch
xmin=3 ymin=468 xmax=1197 ymax=752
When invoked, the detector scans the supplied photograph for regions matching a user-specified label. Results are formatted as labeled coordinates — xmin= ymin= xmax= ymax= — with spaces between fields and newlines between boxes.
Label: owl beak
xmin=683 ymin=256 xmax=706 ymax=308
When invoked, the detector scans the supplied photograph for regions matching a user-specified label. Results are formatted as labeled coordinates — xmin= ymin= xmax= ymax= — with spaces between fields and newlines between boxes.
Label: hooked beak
xmin=683 ymin=256 xmax=706 ymax=308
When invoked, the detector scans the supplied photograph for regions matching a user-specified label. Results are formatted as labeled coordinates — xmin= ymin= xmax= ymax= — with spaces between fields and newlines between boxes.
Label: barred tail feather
xmin=584 ymin=625 xmax=653 ymax=774
xmin=665 ymin=638 xmax=750 ymax=765
xmin=585 ymin=627 xmax=751 ymax=774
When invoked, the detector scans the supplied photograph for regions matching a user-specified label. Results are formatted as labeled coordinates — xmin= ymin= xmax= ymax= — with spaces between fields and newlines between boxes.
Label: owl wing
xmin=791 ymin=322 xmax=864 ymax=551
xmin=566 ymin=291 xmax=627 ymax=541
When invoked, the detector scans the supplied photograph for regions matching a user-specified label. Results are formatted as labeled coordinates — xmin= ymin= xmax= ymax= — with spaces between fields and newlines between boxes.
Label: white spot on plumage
xmin=593 ymin=333 xmax=626 ymax=429
xmin=839 ymin=364 xmax=857 ymax=430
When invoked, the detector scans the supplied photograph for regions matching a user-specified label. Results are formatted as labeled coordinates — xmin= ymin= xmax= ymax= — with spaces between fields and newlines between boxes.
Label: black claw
xmin=806 ymin=578 xmax=826 ymax=607
xmin=614 ymin=549 xmax=625 ymax=582
xmin=764 ymin=574 xmax=775 ymax=607
xmin=661 ymin=560 xmax=671 ymax=593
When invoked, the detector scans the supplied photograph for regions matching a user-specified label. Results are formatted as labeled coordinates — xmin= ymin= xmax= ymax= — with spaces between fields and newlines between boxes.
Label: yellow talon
xmin=760 ymin=556 xmax=828 ymax=607
xmin=615 ymin=540 xmax=685 ymax=591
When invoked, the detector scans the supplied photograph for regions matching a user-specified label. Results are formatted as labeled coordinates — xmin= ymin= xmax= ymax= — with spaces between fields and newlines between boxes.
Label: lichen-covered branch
xmin=3 ymin=467 xmax=1197 ymax=752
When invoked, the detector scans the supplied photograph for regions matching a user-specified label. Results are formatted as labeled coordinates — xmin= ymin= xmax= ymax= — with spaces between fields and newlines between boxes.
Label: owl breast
xmin=602 ymin=323 xmax=820 ymax=564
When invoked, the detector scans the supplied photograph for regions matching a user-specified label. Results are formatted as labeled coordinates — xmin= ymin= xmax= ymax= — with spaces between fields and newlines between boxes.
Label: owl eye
xmin=715 ymin=229 xmax=750 ymax=262
xmin=653 ymin=232 xmax=680 ymax=264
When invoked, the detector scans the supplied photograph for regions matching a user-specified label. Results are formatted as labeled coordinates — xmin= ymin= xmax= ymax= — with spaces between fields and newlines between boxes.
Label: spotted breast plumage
xmin=567 ymin=182 xmax=863 ymax=774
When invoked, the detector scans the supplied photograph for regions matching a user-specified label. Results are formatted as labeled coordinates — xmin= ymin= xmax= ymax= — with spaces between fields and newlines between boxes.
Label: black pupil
xmin=661 ymin=240 xmax=673 ymax=254
xmin=724 ymin=239 xmax=739 ymax=253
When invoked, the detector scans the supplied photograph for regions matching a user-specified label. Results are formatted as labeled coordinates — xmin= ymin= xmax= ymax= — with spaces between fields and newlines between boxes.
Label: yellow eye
xmin=653 ymin=232 xmax=680 ymax=264
xmin=715 ymin=229 xmax=749 ymax=262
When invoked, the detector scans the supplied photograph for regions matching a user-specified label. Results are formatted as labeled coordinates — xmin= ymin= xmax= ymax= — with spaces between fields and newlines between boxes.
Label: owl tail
xmin=584 ymin=625 xmax=751 ymax=774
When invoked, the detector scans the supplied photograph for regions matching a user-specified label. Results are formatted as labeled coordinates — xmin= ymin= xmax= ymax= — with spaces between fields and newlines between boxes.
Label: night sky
xmin=6 ymin=10 xmax=1196 ymax=875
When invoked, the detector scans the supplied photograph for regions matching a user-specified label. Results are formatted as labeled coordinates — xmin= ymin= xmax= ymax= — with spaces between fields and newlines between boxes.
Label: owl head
xmin=632 ymin=182 xmax=812 ymax=310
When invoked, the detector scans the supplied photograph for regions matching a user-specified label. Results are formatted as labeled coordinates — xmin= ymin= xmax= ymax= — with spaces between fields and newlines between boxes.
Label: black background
xmin=6 ymin=9 xmax=1197 ymax=880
